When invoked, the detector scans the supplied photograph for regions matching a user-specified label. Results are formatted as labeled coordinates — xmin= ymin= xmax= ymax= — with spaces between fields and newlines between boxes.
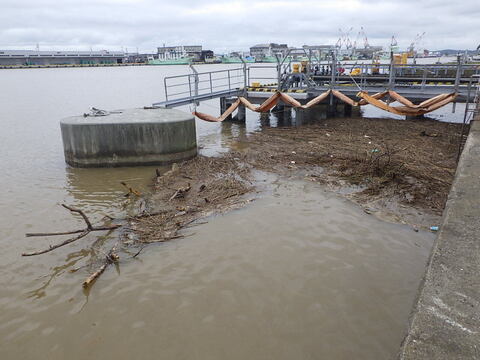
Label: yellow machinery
xmin=350 ymin=68 xmax=361 ymax=76
xmin=300 ymin=60 xmax=308 ymax=73
xmin=393 ymin=54 xmax=408 ymax=65
xmin=292 ymin=63 xmax=300 ymax=73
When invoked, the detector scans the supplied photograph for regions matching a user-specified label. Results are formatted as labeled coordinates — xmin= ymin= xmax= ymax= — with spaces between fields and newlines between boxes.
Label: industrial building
xmin=157 ymin=45 xmax=203 ymax=61
xmin=0 ymin=50 xmax=126 ymax=66
xmin=250 ymin=43 xmax=289 ymax=59
xmin=302 ymin=45 xmax=336 ymax=59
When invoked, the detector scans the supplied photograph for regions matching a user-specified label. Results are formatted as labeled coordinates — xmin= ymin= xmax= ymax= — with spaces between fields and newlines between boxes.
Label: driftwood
xmin=22 ymin=204 xmax=121 ymax=257
xmin=121 ymin=181 xmax=142 ymax=197
xmin=169 ymin=183 xmax=191 ymax=201
xmin=82 ymin=242 xmax=120 ymax=288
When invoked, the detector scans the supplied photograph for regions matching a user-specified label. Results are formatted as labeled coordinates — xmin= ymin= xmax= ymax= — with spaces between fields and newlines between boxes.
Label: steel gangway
xmin=152 ymin=51 xmax=479 ymax=109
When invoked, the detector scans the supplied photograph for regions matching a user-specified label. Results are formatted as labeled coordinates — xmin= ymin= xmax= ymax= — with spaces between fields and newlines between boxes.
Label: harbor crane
xmin=390 ymin=36 xmax=398 ymax=51
xmin=408 ymin=32 xmax=426 ymax=57
xmin=352 ymin=27 xmax=370 ymax=49
xmin=359 ymin=27 xmax=369 ymax=49
xmin=351 ymin=27 xmax=369 ymax=57
xmin=336 ymin=27 xmax=353 ymax=50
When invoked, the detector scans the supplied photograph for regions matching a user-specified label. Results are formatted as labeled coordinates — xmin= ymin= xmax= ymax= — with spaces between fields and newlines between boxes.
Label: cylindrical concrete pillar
xmin=60 ymin=108 xmax=197 ymax=167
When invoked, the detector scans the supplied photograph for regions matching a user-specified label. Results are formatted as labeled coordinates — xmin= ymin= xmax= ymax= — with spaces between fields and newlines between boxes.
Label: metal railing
xmin=310 ymin=61 xmax=479 ymax=93
xmin=457 ymin=75 xmax=480 ymax=160
xmin=246 ymin=65 xmax=278 ymax=86
xmin=155 ymin=55 xmax=479 ymax=108
xmin=163 ymin=66 xmax=246 ymax=103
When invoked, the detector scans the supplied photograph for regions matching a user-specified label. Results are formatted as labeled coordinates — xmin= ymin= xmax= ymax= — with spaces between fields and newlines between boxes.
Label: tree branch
xmin=22 ymin=204 xmax=121 ymax=256
xmin=82 ymin=242 xmax=119 ymax=288
xmin=62 ymin=204 xmax=93 ymax=230
xmin=22 ymin=230 xmax=90 ymax=256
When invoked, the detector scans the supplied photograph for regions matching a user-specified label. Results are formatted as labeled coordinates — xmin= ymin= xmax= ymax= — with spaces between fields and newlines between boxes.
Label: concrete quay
xmin=399 ymin=113 xmax=480 ymax=358
xmin=60 ymin=108 xmax=197 ymax=167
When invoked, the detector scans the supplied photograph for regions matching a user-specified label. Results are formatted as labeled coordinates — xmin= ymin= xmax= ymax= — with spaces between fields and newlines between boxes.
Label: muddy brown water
xmin=1 ymin=65 xmax=459 ymax=359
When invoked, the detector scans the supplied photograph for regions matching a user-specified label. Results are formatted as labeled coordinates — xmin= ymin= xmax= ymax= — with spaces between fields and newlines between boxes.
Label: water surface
xmin=0 ymin=65 xmax=444 ymax=359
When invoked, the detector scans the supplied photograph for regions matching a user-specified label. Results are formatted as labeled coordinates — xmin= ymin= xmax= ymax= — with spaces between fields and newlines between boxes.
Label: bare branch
xmin=120 ymin=182 xmax=142 ymax=197
xmin=62 ymin=204 xmax=93 ymax=230
xmin=26 ymin=229 xmax=85 ymax=237
xmin=23 ymin=203 xmax=122 ymax=257
xmin=26 ymin=224 xmax=120 ymax=238
xmin=22 ymin=230 xmax=90 ymax=256
xmin=83 ymin=264 xmax=108 ymax=288
xmin=22 ymin=224 xmax=120 ymax=257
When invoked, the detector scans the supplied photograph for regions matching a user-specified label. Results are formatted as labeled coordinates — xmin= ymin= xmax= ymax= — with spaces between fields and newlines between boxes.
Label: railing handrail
xmin=163 ymin=67 xmax=244 ymax=81
xmin=248 ymin=65 xmax=278 ymax=69
xmin=160 ymin=61 xmax=477 ymax=106
xmin=162 ymin=66 xmax=248 ymax=103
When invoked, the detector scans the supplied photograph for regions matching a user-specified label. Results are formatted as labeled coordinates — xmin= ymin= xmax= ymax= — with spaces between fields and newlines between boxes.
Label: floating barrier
xmin=357 ymin=91 xmax=457 ymax=116
xmin=193 ymin=89 xmax=457 ymax=122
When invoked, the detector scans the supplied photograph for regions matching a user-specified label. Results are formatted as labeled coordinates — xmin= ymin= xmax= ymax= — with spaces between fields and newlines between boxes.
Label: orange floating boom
xmin=192 ymin=89 xmax=457 ymax=122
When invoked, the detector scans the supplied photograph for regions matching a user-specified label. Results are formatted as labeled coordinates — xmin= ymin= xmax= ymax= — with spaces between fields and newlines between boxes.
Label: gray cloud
xmin=0 ymin=0 xmax=478 ymax=52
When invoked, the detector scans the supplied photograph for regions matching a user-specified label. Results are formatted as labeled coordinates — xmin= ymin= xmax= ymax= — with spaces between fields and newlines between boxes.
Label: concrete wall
xmin=399 ymin=115 xmax=480 ymax=359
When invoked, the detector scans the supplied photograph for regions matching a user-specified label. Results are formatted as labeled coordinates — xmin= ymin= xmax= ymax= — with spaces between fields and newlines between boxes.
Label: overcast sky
xmin=1 ymin=0 xmax=478 ymax=53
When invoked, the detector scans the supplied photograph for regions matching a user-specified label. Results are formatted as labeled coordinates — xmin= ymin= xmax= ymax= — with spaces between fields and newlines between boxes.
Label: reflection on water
xmin=64 ymin=165 xmax=165 ymax=219
xmin=26 ymin=249 xmax=90 ymax=300
xmin=0 ymin=66 xmax=447 ymax=360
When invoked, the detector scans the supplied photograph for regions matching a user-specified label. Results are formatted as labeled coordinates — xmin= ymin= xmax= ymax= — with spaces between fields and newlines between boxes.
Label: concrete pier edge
xmin=398 ymin=114 xmax=480 ymax=358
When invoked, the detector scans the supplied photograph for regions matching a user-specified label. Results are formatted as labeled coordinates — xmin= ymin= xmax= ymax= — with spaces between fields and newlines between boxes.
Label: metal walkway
xmin=153 ymin=65 xmax=248 ymax=108
xmin=152 ymin=53 xmax=479 ymax=108
xmin=153 ymin=89 xmax=242 ymax=108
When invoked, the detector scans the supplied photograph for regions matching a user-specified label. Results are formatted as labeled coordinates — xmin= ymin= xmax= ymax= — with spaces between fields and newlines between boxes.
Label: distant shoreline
xmin=0 ymin=63 xmax=152 ymax=70
xmin=0 ymin=62 xmax=241 ymax=69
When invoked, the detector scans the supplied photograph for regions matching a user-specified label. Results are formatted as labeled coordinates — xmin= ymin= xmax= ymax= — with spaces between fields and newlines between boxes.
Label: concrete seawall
xmin=399 ymin=115 xmax=480 ymax=358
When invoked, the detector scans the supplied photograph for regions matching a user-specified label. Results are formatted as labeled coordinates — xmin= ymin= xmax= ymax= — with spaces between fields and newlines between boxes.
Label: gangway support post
xmin=388 ymin=51 xmax=395 ymax=90
xmin=239 ymin=56 xmax=247 ymax=93
xmin=189 ymin=64 xmax=200 ymax=106
xmin=237 ymin=104 xmax=246 ymax=122
xmin=329 ymin=50 xmax=337 ymax=113
xmin=453 ymin=55 xmax=463 ymax=113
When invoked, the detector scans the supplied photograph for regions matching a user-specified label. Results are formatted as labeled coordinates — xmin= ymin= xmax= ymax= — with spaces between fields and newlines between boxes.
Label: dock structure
xmin=398 ymin=89 xmax=480 ymax=359
xmin=153 ymin=51 xmax=479 ymax=113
